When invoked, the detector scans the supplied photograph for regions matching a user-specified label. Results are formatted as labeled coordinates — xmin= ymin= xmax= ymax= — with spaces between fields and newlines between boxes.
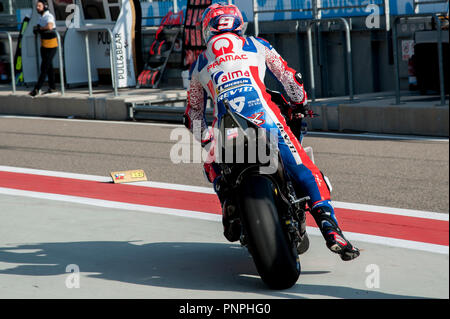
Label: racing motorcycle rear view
xmin=212 ymin=97 xmax=313 ymax=289
xmin=185 ymin=2 xmax=360 ymax=290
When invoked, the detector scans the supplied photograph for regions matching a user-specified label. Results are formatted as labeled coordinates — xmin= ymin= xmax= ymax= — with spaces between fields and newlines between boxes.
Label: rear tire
xmin=239 ymin=175 xmax=301 ymax=289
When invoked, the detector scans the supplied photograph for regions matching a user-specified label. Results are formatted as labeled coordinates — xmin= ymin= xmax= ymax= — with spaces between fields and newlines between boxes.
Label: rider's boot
xmin=214 ymin=176 xmax=241 ymax=242
xmin=296 ymin=211 xmax=310 ymax=254
xmin=311 ymin=203 xmax=360 ymax=261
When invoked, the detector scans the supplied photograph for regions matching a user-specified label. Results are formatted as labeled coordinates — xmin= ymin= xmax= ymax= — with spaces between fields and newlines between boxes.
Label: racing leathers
xmin=184 ymin=32 xmax=360 ymax=261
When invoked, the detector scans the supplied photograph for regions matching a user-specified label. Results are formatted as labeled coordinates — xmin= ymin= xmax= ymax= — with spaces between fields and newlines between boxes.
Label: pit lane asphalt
xmin=0 ymin=116 xmax=448 ymax=299
xmin=0 ymin=193 xmax=448 ymax=299
xmin=0 ymin=116 xmax=448 ymax=213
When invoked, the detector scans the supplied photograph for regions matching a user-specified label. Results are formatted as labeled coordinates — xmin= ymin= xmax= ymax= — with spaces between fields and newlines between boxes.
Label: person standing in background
xmin=29 ymin=0 xmax=58 ymax=97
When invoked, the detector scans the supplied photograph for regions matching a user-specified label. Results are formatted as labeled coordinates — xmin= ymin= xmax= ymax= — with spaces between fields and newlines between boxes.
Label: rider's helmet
xmin=201 ymin=2 xmax=244 ymax=43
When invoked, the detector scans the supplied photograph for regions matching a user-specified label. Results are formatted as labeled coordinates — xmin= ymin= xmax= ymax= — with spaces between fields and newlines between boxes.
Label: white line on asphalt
xmin=333 ymin=201 xmax=449 ymax=221
xmin=0 ymin=165 xmax=112 ymax=182
xmin=0 ymin=115 xmax=184 ymax=128
xmin=0 ymin=165 xmax=447 ymax=219
xmin=0 ymin=187 xmax=447 ymax=255
xmin=0 ymin=115 xmax=447 ymax=142
xmin=0 ymin=187 xmax=221 ymax=222
xmin=305 ymin=131 xmax=449 ymax=142
xmin=0 ymin=165 xmax=216 ymax=194
xmin=305 ymin=227 xmax=449 ymax=255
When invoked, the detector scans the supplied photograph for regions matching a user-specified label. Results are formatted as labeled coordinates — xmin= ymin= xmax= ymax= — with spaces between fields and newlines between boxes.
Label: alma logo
xmin=212 ymin=37 xmax=234 ymax=58
xmin=221 ymin=70 xmax=250 ymax=82
xmin=212 ymin=70 xmax=250 ymax=84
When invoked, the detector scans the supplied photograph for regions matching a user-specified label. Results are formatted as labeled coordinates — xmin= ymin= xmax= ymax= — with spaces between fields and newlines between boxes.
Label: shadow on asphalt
xmin=0 ymin=241 xmax=423 ymax=299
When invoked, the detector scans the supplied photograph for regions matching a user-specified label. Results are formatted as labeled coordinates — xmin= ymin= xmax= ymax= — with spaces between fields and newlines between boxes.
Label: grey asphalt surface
xmin=0 ymin=193 xmax=448 ymax=299
xmin=0 ymin=116 xmax=448 ymax=299
xmin=0 ymin=116 xmax=448 ymax=213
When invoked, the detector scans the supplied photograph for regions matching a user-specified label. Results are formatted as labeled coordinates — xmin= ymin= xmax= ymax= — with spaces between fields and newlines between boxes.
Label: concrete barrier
xmin=303 ymin=93 xmax=449 ymax=137
xmin=0 ymin=87 xmax=187 ymax=122
xmin=0 ymin=89 xmax=448 ymax=137
xmin=338 ymin=104 xmax=449 ymax=137
xmin=0 ymin=95 xmax=147 ymax=121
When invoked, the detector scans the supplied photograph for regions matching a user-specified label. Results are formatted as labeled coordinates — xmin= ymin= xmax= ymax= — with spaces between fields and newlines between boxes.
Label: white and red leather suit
xmin=184 ymin=31 xmax=332 ymax=211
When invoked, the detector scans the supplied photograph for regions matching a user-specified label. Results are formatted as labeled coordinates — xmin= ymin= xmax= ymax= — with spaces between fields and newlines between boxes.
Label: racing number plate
xmin=110 ymin=169 xmax=148 ymax=184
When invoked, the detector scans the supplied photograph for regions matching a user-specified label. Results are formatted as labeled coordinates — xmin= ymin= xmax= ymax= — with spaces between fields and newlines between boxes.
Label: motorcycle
xmin=214 ymin=92 xmax=316 ymax=289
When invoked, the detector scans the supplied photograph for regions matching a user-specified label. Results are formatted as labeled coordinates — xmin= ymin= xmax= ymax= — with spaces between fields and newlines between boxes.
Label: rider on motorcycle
xmin=183 ymin=2 xmax=360 ymax=261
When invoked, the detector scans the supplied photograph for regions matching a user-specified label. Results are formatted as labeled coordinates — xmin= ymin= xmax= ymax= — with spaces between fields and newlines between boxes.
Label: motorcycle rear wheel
xmin=239 ymin=175 xmax=301 ymax=289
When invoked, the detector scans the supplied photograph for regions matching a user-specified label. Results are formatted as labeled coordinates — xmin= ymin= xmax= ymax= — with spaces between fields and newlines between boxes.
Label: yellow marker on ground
xmin=110 ymin=169 xmax=147 ymax=184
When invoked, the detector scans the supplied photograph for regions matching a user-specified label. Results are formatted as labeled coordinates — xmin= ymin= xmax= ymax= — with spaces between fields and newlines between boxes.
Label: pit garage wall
xmin=12 ymin=0 xmax=448 ymax=97
xmin=256 ymin=17 xmax=446 ymax=99
xmin=233 ymin=0 xmax=448 ymax=20
xmin=257 ymin=21 xmax=389 ymax=97
xmin=137 ymin=0 xmax=447 ymax=97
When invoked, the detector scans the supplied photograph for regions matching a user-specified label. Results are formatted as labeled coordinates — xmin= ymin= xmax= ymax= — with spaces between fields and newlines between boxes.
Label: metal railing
xmin=306 ymin=18 xmax=354 ymax=102
xmin=55 ymin=30 xmax=65 ymax=96
xmin=252 ymin=0 xmax=390 ymax=36
xmin=252 ymin=1 xmax=386 ymax=102
xmin=4 ymin=0 xmax=32 ymax=11
xmin=0 ymin=31 xmax=15 ymax=93
xmin=392 ymin=13 xmax=448 ymax=105
xmin=253 ymin=0 xmax=312 ymax=37
xmin=0 ymin=30 xmax=65 ymax=95
xmin=142 ymin=0 xmax=233 ymax=24
xmin=142 ymin=16 xmax=165 ymax=21
xmin=414 ymin=0 xmax=450 ymax=13
xmin=1 ymin=0 xmax=447 ymax=104
xmin=0 ymin=0 xmax=14 ymax=15
xmin=79 ymin=26 xmax=118 ymax=97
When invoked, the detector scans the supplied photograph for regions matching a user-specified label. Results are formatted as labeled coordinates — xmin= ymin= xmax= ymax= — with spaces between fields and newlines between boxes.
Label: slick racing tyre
xmin=239 ymin=175 xmax=301 ymax=289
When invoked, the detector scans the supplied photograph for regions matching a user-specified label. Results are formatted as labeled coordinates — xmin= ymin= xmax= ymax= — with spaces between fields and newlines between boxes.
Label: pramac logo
xmin=212 ymin=37 xmax=234 ymax=58
xmin=207 ymin=37 xmax=248 ymax=71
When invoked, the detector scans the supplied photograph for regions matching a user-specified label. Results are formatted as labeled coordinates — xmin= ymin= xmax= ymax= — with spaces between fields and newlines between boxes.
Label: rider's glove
xmin=290 ymin=90 xmax=317 ymax=119
xmin=289 ymin=100 xmax=316 ymax=120
xmin=287 ymin=73 xmax=311 ymax=119
xmin=289 ymin=102 xmax=308 ymax=120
